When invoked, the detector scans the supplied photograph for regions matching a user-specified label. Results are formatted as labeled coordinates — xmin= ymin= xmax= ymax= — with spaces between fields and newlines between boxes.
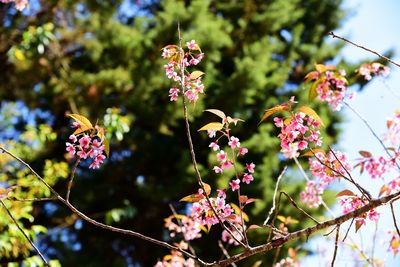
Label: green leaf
xmin=198 ymin=122 xmax=223 ymax=131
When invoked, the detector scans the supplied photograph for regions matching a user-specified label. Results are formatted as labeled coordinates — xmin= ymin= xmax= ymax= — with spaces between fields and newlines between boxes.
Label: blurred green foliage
xmin=0 ymin=0 xmax=363 ymax=265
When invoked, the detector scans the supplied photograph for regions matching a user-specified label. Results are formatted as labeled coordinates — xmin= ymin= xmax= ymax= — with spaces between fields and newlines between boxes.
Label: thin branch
xmin=0 ymin=200 xmax=49 ymax=266
xmin=342 ymin=218 xmax=354 ymax=242
xmin=279 ymin=192 xmax=320 ymax=224
xmin=264 ymin=166 xmax=287 ymax=225
xmin=330 ymin=224 xmax=340 ymax=267
xmin=176 ymin=23 xmax=246 ymax=248
xmin=390 ymin=202 xmax=400 ymax=237
xmin=0 ymin=145 xmax=204 ymax=263
xmin=7 ymin=197 xmax=58 ymax=202
xmin=344 ymin=101 xmax=400 ymax=171
xmin=328 ymin=31 xmax=400 ymax=68
xmin=218 ymin=241 xmax=237 ymax=267
xmin=66 ymin=159 xmax=80 ymax=202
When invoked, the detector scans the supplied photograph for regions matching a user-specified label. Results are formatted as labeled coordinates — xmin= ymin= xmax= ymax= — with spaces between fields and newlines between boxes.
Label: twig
xmin=66 ymin=158 xmax=80 ymax=202
xmin=330 ymin=224 xmax=340 ymax=267
xmin=279 ymin=192 xmax=320 ymax=224
xmin=264 ymin=166 xmax=287 ymax=225
xmin=7 ymin=197 xmax=58 ymax=202
xmin=342 ymin=218 xmax=354 ymax=242
xmin=218 ymin=241 xmax=237 ymax=267
xmin=176 ymin=23 xmax=246 ymax=248
xmin=0 ymin=145 xmax=204 ymax=263
xmin=328 ymin=31 xmax=400 ymax=68
xmin=0 ymin=200 xmax=49 ymax=266
xmin=293 ymin=157 xmax=310 ymax=181
xmin=390 ymin=202 xmax=400 ymax=237
xmin=344 ymin=101 xmax=400 ymax=171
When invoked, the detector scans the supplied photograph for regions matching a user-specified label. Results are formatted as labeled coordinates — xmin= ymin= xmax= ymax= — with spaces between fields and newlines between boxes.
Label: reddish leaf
xmin=355 ymin=219 xmax=364 ymax=232
xmin=239 ymin=195 xmax=248 ymax=204
xmin=202 ymin=182 xmax=211 ymax=196
xmin=358 ymin=150 xmax=372 ymax=158
xmin=336 ymin=189 xmax=356 ymax=198
xmin=247 ymin=224 xmax=262 ymax=230
xmin=245 ymin=198 xmax=257 ymax=205
xmin=304 ymin=71 xmax=320 ymax=83
xmin=379 ymin=185 xmax=389 ymax=197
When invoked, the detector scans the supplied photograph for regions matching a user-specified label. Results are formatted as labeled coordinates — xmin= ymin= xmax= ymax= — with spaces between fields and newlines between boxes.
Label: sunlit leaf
xmin=205 ymin=109 xmax=226 ymax=120
xmin=198 ymin=122 xmax=223 ymax=131
xmin=252 ymin=261 xmax=262 ymax=267
xmin=298 ymin=106 xmax=324 ymax=126
xmin=308 ymin=81 xmax=319 ymax=101
xmin=202 ymin=182 xmax=211 ymax=196
xmin=180 ymin=194 xmax=204 ymax=202
xmin=304 ymin=71 xmax=319 ymax=83
xmin=259 ymin=104 xmax=290 ymax=124
xmin=190 ymin=71 xmax=205 ymax=80
xmin=103 ymin=138 xmax=110 ymax=157
xmin=315 ymin=63 xmax=335 ymax=73
xmin=68 ymin=114 xmax=93 ymax=134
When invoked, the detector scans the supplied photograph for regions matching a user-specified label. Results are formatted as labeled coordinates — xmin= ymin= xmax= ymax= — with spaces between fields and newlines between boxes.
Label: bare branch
xmin=330 ymin=224 xmax=340 ymax=267
xmin=328 ymin=31 xmax=400 ymax=68
xmin=66 ymin=159 xmax=80 ymax=202
xmin=264 ymin=166 xmax=287 ymax=225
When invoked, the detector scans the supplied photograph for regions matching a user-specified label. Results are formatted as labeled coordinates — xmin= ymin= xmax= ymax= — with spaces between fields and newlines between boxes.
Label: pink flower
xmin=69 ymin=134 xmax=78 ymax=143
xmin=273 ymin=117 xmax=284 ymax=128
xmin=242 ymin=173 xmax=254 ymax=184
xmin=209 ymin=142 xmax=220 ymax=151
xmin=246 ymin=162 xmax=255 ymax=173
xmin=237 ymin=147 xmax=248 ymax=156
xmin=217 ymin=150 xmax=227 ymax=162
xmin=72 ymin=121 xmax=81 ymax=128
xmin=229 ymin=179 xmax=240 ymax=191
xmin=207 ymin=130 xmax=216 ymax=138
xmin=77 ymin=150 xmax=88 ymax=159
xmin=168 ymin=87 xmax=180 ymax=101
xmin=221 ymin=160 xmax=233 ymax=170
xmin=79 ymin=135 xmax=91 ymax=148
xmin=161 ymin=48 xmax=172 ymax=58
xmin=228 ymin=136 xmax=240 ymax=149
xmin=66 ymin=143 xmax=76 ymax=156
xmin=300 ymin=181 xmax=324 ymax=208
xmin=186 ymin=40 xmax=199 ymax=50
xmin=213 ymin=166 xmax=223 ymax=174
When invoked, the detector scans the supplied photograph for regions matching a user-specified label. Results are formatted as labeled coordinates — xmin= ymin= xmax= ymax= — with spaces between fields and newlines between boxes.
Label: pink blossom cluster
xmin=65 ymin=123 xmax=106 ymax=169
xmin=0 ymin=0 xmax=28 ymax=11
xmin=316 ymin=70 xmax=353 ymax=111
xmin=154 ymin=242 xmax=195 ymax=267
xmin=309 ymin=150 xmax=352 ymax=184
xmin=221 ymin=215 xmax=244 ymax=246
xmin=208 ymin=132 xmax=255 ymax=192
xmin=273 ymin=257 xmax=300 ymax=267
xmin=162 ymin=40 xmax=205 ymax=102
xmin=358 ymin=62 xmax=390 ymax=80
xmin=383 ymin=112 xmax=400 ymax=148
xmin=274 ymin=112 xmax=322 ymax=158
xmin=190 ymin=189 xmax=233 ymax=226
xmin=337 ymin=195 xmax=380 ymax=226
xmin=299 ymin=181 xmax=324 ymax=208
xmin=164 ymin=214 xmax=202 ymax=241
xmin=357 ymin=155 xmax=394 ymax=179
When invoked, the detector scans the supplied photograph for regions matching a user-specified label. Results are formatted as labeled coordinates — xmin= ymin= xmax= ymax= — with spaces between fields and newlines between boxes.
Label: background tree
xmin=0 ymin=0 xmax=367 ymax=265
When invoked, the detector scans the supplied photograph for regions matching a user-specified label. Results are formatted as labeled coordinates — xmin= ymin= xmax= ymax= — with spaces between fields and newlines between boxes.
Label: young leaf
xmin=205 ymin=109 xmax=226 ymax=120
xmin=304 ymin=71 xmax=320 ymax=83
xmin=336 ymin=189 xmax=356 ymax=198
xmin=308 ymin=81 xmax=319 ymax=101
xmin=198 ymin=122 xmax=223 ymax=131
xmin=180 ymin=194 xmax=204 ymax=202
xmin=301 ymin=149 xmax=326 ymax=157
xmin=298 ymin=106 xmax=324 ymax=126
xmin=358 ymin=150 xmax=372 ymax=158
xmin=355 ymin=219 xmax=364 ymax=233
xmin=239 ymin=195 xmax=248 ymax=204
xmin=103 ymin=138 xmax=110 ymax=158
xmin=190 ymin=71 xmax=205 ymax=80
xmin=68 ymin=114 xmax=93 ymax=134
xmin=315 ymin=63 xmax=335 ymax=73
xmin=259 ymin=104 xmax=290 ymax=124
xmin=201 ymin=182 xmax=212 ymax=196
xmin=247 ymin=224 xmax=262 ymax=230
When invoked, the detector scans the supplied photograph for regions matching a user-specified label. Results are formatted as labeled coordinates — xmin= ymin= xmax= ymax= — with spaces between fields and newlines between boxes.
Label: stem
xmin=330 ymin=224 xmax=340 ymax=267
xmin=176 ymin=23 xmax=246 ymax=248
xmin=66 ymin=158 xmax=80 ymax=202
xmin=264 ymin=166 xmax=287 ymax=225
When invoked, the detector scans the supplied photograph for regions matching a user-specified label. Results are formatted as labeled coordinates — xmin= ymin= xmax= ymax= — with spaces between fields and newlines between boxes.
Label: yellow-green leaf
xmin=315 ymin=63 xmax=335 ymax=73
xmin=190 ymin=71 xmax=204 ymax=80
xmin=259 ymin=104 xmax=290 ymax=124
xmin=14 ymin=48 xmax=25 ymax=61
xmin=68 ymin=114 xmax=93 ymax=134
xmin=198 ymin=122 xmax=223 ymax=131
xmin=103 ymin=138 xmax=110 ymax=158
xmin=298 ymin=106 xmax=324 ymax=126
xmin=308 ymin=81 xmax=319 ymax=101
xmin=205 ymin=109 xmax=226 ymax=120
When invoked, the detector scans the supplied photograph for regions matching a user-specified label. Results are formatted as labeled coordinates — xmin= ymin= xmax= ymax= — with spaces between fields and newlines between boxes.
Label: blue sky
xmin=303 ymin=0 xmax=400 ymax=266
